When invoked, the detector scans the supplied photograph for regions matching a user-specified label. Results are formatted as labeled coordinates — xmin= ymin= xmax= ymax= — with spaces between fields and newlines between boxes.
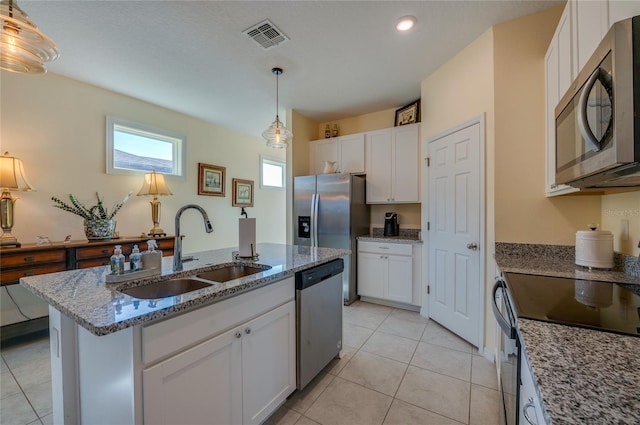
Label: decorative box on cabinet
xmin=365 ymin=123 xmax=420 ymax=203
xmin=357 ymin=240 xmax=422 ymax=307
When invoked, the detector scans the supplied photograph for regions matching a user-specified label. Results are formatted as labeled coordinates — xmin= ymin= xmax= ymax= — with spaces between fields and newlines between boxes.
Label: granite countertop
xmin=20 ymin=243 xmax=348 ymax=336
xmin=358 ymin=228 xmax=423 ymax=244
xmin=495 ymin=242 xmax=640 ymax=425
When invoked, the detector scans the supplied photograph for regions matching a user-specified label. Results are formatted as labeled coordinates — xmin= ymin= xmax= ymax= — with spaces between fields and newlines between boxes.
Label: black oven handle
xmin=577 ymin=66 xmax=613 ymax=153
xmin=492 ymin=280 xmax=516 ymax=340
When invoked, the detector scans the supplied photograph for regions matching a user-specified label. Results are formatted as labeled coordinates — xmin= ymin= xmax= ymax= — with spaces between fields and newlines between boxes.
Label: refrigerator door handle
xmin=312 ymin=193 xmax=320 ymax=247
xmin=310 ymin=193 xmax=316 ymax=247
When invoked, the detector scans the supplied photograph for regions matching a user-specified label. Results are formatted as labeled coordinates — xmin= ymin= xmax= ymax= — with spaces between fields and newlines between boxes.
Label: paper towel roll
xmin=575 ymin=230 xmax=613 ymax=269
xmin=239 ymin=218 xmax=256 ymax=257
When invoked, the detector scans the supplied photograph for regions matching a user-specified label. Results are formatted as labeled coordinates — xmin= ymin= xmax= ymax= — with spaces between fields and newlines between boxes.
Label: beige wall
xmin=317 ymin=107 xmax=397 ymax=140
xmin=493 ymin=6 xmax=601 ymax=246
xmin=1 ymin=72 xmax=286 ymax=254
xmin=601 ymin=192 xmax=640 ymax=256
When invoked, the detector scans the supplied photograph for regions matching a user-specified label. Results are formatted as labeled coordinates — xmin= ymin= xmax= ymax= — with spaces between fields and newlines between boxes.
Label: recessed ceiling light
xmin=396 ymin=15 xmax=416 ymax=32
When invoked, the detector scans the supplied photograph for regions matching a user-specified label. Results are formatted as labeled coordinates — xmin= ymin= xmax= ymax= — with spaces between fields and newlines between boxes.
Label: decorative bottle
xmin=332 ymin=124 xmax=338 ymax=138
xmin=324 ymin=124 xmax=331 ymax=138
xmin=110 ymin=245 xmax=125 ymax=275
xmin=129 ymin=244 xmax=142 ymax=272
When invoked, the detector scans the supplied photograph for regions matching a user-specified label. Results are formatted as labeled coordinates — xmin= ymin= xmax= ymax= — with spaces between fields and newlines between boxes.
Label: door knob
xmin=467 ymin=243 xmax=478 ymax=251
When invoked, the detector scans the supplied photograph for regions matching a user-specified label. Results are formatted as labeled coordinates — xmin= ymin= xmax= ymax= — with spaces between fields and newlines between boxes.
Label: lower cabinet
xmin=520 ymin=352 xmax=548 ymax=425
xmin=357 ymin=241 xmax=421 ymax=306
xmin=143 ymin=300 xmax=295 ymax=425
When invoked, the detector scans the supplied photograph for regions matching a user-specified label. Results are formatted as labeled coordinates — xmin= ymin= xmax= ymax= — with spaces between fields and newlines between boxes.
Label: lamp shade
xmin=0 ymin=152 xmax=33 ymax=191
xmin=137 ymin=171 xmax=172 ymax=196
xmin=262 ymin=115 xmax=292 ymax=149
xmin=1 ymin=0 xmax=59 ymax=74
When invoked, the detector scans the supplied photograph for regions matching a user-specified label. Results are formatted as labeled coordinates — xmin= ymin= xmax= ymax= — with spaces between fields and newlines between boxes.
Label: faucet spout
xmin=174 ymin=204 xmax=213 ymax=271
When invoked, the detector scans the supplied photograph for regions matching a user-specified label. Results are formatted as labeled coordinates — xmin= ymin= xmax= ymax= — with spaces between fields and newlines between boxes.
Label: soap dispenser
xmin=130 ymin=244 xmax=142 ymax=272
xmin=110 ymin=245 xmax=125 ymax=275
xmin=141 ymin=240 xmax=162 ymax=270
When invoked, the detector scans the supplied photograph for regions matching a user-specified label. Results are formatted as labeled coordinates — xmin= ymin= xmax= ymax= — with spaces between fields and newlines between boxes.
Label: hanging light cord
xmin=275 ymin=70 xmax=280 ymax=129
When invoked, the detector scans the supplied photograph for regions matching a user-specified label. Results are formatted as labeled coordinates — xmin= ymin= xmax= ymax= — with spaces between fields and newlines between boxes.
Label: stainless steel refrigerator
xmin=293 ymin=174 xmax=369 ymax=305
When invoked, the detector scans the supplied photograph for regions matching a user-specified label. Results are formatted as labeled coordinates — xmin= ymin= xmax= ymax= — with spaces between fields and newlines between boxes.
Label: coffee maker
xmin=383 ymin=212 xmax=399 ymax=236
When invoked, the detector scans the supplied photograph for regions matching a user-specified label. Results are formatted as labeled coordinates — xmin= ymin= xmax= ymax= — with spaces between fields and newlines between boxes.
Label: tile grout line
xmin=1 ymin=352 xmax=42 ymax=424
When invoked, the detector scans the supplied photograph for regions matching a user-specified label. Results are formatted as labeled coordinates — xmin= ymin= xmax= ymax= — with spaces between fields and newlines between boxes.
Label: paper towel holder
xmin=240 ymin=207 xmax=248 ymax=219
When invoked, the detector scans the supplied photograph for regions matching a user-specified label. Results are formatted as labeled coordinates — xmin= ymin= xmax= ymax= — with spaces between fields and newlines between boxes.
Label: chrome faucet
xmin=173 ymin=204 xmax=213 ymax=271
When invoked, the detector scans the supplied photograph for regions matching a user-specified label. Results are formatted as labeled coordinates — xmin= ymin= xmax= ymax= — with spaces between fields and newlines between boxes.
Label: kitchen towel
xmin=239 ymin=218 xmax=256 ymax=257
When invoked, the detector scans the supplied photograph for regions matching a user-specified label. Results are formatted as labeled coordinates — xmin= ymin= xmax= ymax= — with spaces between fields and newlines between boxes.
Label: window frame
xmin=106 ymin=116 xmax=186 ymax=178
xmin=260 ymin=155 xmax=286 ymax=190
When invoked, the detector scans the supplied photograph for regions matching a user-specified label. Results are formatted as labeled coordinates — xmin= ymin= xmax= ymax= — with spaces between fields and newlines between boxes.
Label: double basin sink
xmin=119 ymin=264 xmax=271 ymax=299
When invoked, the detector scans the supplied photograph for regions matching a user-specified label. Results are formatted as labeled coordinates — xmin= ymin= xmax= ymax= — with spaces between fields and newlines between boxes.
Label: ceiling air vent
xmin=244 ymin=20 xmax=289 ymax=50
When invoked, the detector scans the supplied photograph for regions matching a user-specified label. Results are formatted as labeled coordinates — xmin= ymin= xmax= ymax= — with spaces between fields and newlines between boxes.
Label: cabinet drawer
xmin=358 ymin=241 xmax=412 ymax=256
xmin=0 ymin=249 xmax=66 ymax=267
xmin=76 ymin=258 xmax=112 ymax=269
xmin=1 ymin=263 xmax=67 ymax=285
xmin=75 ymin=244 xmax=132 ymax=260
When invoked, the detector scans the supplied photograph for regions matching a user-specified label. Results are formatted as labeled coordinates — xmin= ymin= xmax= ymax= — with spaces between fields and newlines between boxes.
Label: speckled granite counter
xmin=20 ymin=243 xmax=348 ymax=336
xmin=495 ymin=242 xmax=640 ymax=425
xmin=358 ymin=228 xmax=423 ymax=244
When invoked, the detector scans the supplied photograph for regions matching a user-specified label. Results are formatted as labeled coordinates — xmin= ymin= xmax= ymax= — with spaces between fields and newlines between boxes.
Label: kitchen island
xmin=495 ymin=243 xmax=640 ymax=425
xmin=20 ymin=243 xmax=349 ymax=425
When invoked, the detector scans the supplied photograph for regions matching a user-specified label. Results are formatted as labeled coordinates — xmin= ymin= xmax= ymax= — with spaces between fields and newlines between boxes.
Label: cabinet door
xmin=309 ymin=139 xmax=338 ymax=175
xmin=392 ymin=124 xmax=419 ymax=203
xmin=574 ymin=0 xmax=609 ymax=72
xmin=365 ymin=129 xmax=393 ymax=203
xmin=242 ymin=301 xmax=296 ymax=425
xmin=357 ymin=252 xmax=385 ymax=298
xmin=386 ymin=254 xmax=413 ymax=304
xmin=519 ymin=354 xmax=548 ymax=425
xmin=339 ymin=133 xmax=365 ymax=173
xmin=557 ymin=4 xmax=575 ymax=99
xmin=608 ymin=0 xmax=640 ymax=28
xmin=143 ymin=327 xmax=242 ymax=425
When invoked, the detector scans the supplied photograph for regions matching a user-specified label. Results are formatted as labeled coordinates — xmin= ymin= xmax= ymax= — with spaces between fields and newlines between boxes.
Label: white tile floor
xmin=0 ymin=301 xmax=499 ymax=425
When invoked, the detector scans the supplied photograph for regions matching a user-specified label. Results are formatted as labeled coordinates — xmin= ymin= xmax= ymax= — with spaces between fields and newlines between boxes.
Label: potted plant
xmin=52 ymin=192 xmax=132 ymax=240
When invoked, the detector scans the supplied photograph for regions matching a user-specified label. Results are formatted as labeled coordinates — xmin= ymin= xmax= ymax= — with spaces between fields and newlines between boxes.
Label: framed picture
xmin=198 ymin=163 xmax=226 ymax=196
xmin=232 ymin=178 xmax=254 ymax=207
xmin=395 ymin=99 xmax=420 ymax=126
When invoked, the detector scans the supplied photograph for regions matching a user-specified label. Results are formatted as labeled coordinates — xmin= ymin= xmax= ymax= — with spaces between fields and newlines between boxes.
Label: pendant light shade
xmin=262 ymin=67 xmax=292 ymax=148
xmin=1 ymin=0 xmax=59 ymax=74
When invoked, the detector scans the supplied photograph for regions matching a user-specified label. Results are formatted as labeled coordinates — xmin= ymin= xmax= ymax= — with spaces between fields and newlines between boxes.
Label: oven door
xmin=492 ymin=279 xmax=520 ymax=425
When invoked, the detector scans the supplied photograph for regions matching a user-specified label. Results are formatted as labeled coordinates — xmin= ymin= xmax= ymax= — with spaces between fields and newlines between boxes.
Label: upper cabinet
xmin=309 ymin=133 xmax=365 ymax=175
xmin=366 ymin=123 xmax=420 ymax=203
xmin=544 ymin=0 xmax=639 ymax=197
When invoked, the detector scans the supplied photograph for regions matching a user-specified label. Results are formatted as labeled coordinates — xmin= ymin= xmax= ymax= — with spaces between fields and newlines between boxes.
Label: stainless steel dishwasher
xmin=295 ymin=258 xmax=344 ymax=390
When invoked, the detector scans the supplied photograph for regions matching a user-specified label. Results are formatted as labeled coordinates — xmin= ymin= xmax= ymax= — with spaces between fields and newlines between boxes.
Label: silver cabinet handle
xmin=378 ymin=246 xmax=390 ymax=250
xmin=235 ymin=331 xmax=242 ymax=339
xmin=245 ymin=328 xmax=251 ymax=335
xmin=523 ymin=398 xmax=538 ymax=425
xmin=467 ymin=243 xmax=478 ymax=251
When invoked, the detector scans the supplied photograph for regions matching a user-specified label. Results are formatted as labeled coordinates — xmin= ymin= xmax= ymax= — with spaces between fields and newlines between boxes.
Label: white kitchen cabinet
xmin=309 ymin=133 xmax=365 ymax=175
xmin=357 ymin=241 xmax=421 ymax=306
xmin=608 ymin=0 xmax=640 ymax=28
xmin=143 ymin=300 xmax=295 ymax=425
xmin=365 ymin=123 xmax=420 ymax=203
xmin=309 ymin=139 xmax=338 ymax=175
xmin=520 ymin=352 xmax=548 ymax=425
xmin=573 ymin=0 xmax=609 ymax=73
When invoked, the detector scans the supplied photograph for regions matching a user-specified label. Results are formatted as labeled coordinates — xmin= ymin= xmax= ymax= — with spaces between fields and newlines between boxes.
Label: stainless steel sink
xmin=119 ymin=278 xmax=214 ymax=299
xmin=197 ymin=264 xmax=271 ymax=283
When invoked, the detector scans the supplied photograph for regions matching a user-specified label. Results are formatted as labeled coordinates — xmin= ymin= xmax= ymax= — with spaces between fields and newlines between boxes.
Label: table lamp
xmin=137 ymin=171 xmax=172 ymax=236
xmin=0 ymin=152 xmax=33 ymax=247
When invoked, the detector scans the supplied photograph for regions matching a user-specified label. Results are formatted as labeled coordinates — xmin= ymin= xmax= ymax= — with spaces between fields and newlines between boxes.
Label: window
xmin=260 ymin=155 xmax=285 ymax=189
xmin=106 ymin=117 xmax=185 ymax=177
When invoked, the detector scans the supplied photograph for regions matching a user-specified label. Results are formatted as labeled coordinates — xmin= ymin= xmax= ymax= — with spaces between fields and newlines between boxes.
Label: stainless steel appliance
xmin=492 ymin=279 xmax=520 ymax=425
xmin=295 ymin=259 xmax=344 ymax=390
xmin=293 ymin=174 xmax=369 ymax=305
xmin=555 ymin=16 xmax=640 ymax=189
xmin=383 ymin=212 xmax=399 ymax=236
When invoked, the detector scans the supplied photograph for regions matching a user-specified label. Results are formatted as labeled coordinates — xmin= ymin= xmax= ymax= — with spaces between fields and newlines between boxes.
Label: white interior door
xmin=427 ymin=121 xmax=482 ymax=347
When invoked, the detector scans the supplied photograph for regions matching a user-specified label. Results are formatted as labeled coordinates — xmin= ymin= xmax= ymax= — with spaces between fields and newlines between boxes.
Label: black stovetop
xmin=504 ymin=272 xmax=640 ymax=337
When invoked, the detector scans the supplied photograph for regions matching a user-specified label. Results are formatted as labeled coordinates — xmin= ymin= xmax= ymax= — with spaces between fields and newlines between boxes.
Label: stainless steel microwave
xmin=555 ymin=16 xmax=640 ymax=189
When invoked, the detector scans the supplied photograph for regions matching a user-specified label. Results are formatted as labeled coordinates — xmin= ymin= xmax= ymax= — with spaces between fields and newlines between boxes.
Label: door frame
xmin=420 ymin=113 xmax=486 ymax=352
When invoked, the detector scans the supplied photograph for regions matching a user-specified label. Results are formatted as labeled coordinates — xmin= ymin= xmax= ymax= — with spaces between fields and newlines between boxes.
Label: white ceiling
xmin=23 ymin=0 xmax=563 ymax=139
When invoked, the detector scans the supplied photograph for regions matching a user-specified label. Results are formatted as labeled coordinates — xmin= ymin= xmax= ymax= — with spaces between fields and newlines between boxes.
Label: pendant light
xmin=1 ymin=0 xmax=59 ymax=74
xmin=262 ymin=67 xmax=292 ymax=148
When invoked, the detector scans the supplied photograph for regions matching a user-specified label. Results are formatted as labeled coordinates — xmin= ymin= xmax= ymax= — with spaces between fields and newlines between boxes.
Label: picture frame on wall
xmin=394 ymin=100 xmax=420 ymax=126
xmin=198 ymin=163 xmax=226 ymax=196
xmin=232 ymin=178 xmax=254 ymax=207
